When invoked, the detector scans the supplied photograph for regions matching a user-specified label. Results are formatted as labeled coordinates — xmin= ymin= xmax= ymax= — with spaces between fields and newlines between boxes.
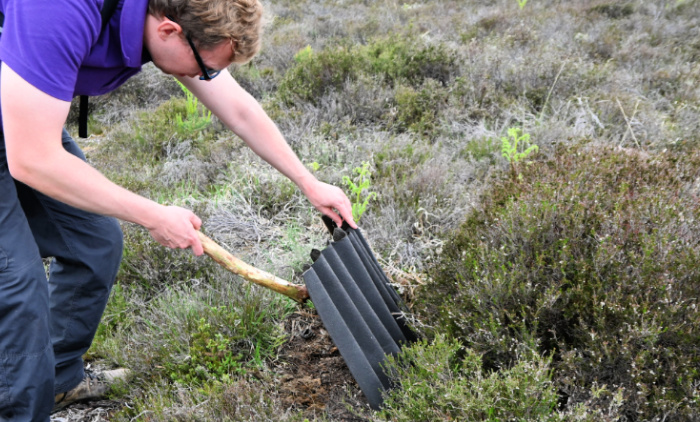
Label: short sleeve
xmin=0 ymin=0 xmax=102 ymax=101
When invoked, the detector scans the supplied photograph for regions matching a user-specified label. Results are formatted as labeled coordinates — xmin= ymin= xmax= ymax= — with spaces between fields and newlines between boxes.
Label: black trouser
xmin=0 ymin=129 xmax=123 ymax=421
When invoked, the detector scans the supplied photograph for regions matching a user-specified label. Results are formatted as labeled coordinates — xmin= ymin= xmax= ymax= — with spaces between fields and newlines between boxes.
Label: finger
xmin=191 ymin=213 xmax=202 ymax=230
xmin=345 ymin=215 xmax=358 ymax=229
xmin=338 ymin=207 xmax=357 ymax=229
xmin=321 ymin=207 xmax=343 ymax=228
xmin=191 ymin=236 xmax=204 ymax=256
xmin=185 ymin=224 xmax=203 ymax=255
xmin=331 ymin=196 xmax=357 ymax=229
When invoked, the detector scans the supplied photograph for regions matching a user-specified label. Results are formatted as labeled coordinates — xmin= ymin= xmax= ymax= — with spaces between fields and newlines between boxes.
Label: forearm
xmin=2 ymin=63 xmax=204 ymax=254
xmin=228 ymin=104 xmax=317 ymax=192
xmin=10 ymin=148 xmax=165 ymax=229
xmin=0 ymin=63 xmax=154 ymax=225
xmin=177 ymin=73 xmax=317 ymax=191
xmin=178 ymin=72 xmax=357 ymax=227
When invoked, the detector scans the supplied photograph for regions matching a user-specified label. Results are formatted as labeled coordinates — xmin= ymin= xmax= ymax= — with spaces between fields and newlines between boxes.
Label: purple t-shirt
xmin=0 ymin=0 xmax=150 ymax=126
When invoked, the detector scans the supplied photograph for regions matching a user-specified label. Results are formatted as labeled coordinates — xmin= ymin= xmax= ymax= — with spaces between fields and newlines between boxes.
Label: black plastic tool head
xmin=303 ymin=221 xmax=418 ymax=409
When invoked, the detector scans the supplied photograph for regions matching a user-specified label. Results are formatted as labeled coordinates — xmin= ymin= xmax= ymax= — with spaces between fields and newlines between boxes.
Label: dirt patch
xmin=271 ymin=308 xmax=373 ymax=421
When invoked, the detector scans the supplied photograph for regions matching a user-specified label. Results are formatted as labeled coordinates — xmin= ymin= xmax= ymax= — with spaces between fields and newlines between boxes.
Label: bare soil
xmin=272 ymin=309 xmax=373 ymax=421
xmin=51 ymin=309 xmax=373 ymax=421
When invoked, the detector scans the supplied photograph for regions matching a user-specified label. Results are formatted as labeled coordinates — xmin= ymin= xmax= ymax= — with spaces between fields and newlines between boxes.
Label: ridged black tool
xmin=303 ymin=218 xmax=418 ymax=409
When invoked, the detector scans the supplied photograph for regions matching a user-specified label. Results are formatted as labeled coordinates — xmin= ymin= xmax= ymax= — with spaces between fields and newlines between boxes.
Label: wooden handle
xmin=198 ymin=231 xmax=310 ymax=303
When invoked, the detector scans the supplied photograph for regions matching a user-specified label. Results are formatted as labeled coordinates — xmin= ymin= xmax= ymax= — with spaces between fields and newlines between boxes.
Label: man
xmin=0 ymin=0 xmax=357 ymax=419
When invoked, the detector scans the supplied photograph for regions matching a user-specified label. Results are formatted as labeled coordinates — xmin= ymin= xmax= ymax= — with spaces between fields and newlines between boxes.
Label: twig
xmin=538 ymin=61 xmax=566 ymax=123
xmin=577 ymin=97 xmax=604 ymax=129
xmin=131 ymin=410 xmax=153 ymax=421
xmin=616 ymin=97 xmax=641 ymax=148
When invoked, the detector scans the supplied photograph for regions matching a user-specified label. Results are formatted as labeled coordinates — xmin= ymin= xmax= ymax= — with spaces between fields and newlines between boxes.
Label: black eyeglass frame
xmin=166 ymin=15 xmax=222 ymax=81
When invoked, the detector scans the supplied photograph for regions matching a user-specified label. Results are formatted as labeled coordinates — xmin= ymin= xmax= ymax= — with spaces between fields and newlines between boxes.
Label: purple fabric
xmin=0 ymin=0 xmax=150 ymax=114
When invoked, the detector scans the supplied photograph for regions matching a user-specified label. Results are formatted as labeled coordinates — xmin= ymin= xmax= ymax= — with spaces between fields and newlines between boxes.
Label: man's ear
xmin=156 ymin=17 xmax=182 ymax=41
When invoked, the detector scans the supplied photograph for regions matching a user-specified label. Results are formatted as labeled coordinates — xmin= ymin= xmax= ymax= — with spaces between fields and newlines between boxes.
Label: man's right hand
xmin=146 ymin=205 xmax=204 ymax=256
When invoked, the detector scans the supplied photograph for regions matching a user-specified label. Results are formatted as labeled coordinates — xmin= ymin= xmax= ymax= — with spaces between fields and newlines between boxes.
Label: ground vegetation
xmin=52 ymin=0 xmax=700 ymax=420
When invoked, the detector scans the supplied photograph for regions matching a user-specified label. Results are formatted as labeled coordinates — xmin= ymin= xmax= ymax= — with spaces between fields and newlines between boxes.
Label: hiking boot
xmin=52 ymin=368 xmax=130 ymax=413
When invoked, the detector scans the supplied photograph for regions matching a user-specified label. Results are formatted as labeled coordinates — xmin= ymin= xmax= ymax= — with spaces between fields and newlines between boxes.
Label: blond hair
xmin=148 ymin=0 xmax=263 ymax=64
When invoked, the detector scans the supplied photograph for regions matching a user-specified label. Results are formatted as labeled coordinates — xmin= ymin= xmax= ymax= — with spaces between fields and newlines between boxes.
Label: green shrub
xmin=501 ymin=127 xmax=539 ymax=180
xmin=89 ymin=96 xmax=228 ymax=194
xmin=364 ymin=36 xmax=458 ymax=87
xmin=111 ymin=98 xmax=187 ymax=164
xmin=277 ymin=43 xmax=359 ymax=105
xmin=108 ymin=280 xmax=291 ymax=383
xmin=130 ymin=97 xmax=215 ymax=160
xmin=379 ymin=336 xmax=562 ymax=421
xmin=343 ymin=161 xmax=378 ymax=222
xmin=160 ymin=300 xmax=287 ymax=385
xmin=86 ymin=282 xmax=132 ymax=361
xmin=392 ymin=79 xmax=448 ymax=136
xmin=458 ymin=136 xmax=499 ymax=163
xmin=277 ymin=36 xmax=459 ymax=107
xmin=175 ymin=80 xmax=213 ymax=134
xmin=155 ymin=290 xmax=289 ymax=384
xmin=588 ymin=3 xmax=635 ymax=19
xmin=420 ymin=143 xmax=700 ymax=420
xmin=374 ymin=140 xmax=434 ymax=211
xmin=164 ymin=316 xmax=245 ymax=384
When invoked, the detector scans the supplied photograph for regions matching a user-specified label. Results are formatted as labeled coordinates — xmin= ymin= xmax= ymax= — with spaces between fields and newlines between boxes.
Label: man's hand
xmin=303 ymin=180 xmax=358 ymax=229
xmin=145 ymin=205 xmax=204 ymax=256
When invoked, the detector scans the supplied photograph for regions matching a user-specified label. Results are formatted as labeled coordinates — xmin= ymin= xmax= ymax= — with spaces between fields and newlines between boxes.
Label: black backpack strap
xmin=100 ymin=0 xmax=119 ymax=30
xmin=78 ymin=95 xmax=90 ymax=138
xmin=79 ymin=0 xmax=120 ymax=138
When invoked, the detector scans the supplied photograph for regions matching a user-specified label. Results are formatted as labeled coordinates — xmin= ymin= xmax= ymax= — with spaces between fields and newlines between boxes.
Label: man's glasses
xmin=166 ymin=15 xmax=222 ymax=80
